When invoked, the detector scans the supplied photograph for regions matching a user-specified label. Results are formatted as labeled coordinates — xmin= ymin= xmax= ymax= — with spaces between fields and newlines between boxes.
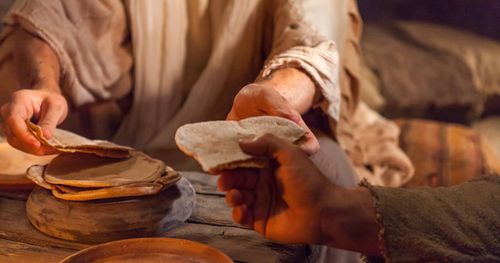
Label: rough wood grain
xmin=0 ymin=238 xmax=76 ymax=263
xmin=0 ymin=196 xmax=307 ymax=262
xmin=190 ymin=193 xmax=243 ymax=228
xmin=0 ymin=172 xmax=308 ymax=262
xmin=181 ymin=171 xmax=222 ymax=195
xmin=0 ymin=190 xmax=30 ymax=201
xmin=164 ymin=223 xmax=307 ymax=263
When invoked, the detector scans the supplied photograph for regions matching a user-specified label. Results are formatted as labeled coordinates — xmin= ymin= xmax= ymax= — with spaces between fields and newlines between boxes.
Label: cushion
xmin=362 ymin=21 xmax=500 ymax=123
xmin=473 ymin=117 xmax=500 ymax=155
xmin=395 ymin=119 xmax=500 ymax=188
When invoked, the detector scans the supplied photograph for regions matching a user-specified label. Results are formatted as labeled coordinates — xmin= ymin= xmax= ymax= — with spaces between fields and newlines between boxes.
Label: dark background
xmin=358 ymin=0 xmax=500 ymax=40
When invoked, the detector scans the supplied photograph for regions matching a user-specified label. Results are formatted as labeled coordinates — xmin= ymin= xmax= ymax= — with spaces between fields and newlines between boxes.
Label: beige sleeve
xmin=2 ymin=0 xmax=132 ymax=107
xmin=362 ymin=175 xmax=500 ymax=262
xmin=258 ymin=0 xmax=340 ymax=122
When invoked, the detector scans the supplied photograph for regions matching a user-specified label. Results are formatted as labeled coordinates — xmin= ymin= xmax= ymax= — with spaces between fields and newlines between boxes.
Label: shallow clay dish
xmin=60 ymin=237 xmax=233 ymax=263
xmin=0 ymin=139 xmax=56 ymax=190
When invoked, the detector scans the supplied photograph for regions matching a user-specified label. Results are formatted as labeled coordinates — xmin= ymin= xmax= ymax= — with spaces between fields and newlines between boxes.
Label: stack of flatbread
xmin=175 ymin=116 xmax=307 ymax=173
xmin=26 ymin=122 xmax=180 ymax=201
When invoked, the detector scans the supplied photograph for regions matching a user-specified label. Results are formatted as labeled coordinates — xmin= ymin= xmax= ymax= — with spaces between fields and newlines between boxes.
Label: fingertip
xmin=238 ymin=136 xmax=257 ymax=147
xmin=8 ymin=136 xmax=41 ymax=155
xmin=41 ymin=126 xmax=53 ymax=139
xmin=40 ymin=145 xmax=59 ymax=155
xmin=30 ymin=139 xmax=41 ymax=148
xmin=18 ymin=132 xmax=41 ymax=149
xmin=217 ymin=176 xmax=229 ymax=191
xmin=232 ymin=205 xmax=253 ymax=227
xmin=226 ymin=110 xmax=238 ymax=121
xmin=225 ymin=189 xmax=243 ymax=207
xmin=238 ymin=135 xmax=265 ymax=155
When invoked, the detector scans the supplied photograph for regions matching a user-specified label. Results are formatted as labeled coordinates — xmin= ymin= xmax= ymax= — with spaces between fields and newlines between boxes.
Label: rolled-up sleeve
xmin=259 ymin=0 xmax=340 ymax=121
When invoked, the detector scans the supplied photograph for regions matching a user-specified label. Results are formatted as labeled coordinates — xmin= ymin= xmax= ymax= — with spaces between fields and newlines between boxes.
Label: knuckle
xmin=48 ymin=97 xmax=67 ymax=111
xmin=11 ymin=89 xmax=30 ymax=100
xmin=0 ymin=104 xmax=8 ymax=116
xmin=5 ymin=115 xmax=17 ymax=125
xmin=234 ymin=88 xmax=252 ymax=102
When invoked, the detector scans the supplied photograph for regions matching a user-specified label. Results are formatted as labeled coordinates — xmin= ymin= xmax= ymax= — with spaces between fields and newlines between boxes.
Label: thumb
xmin=37 ymin=98 xmax=67 ymax=139
xmin=239 ymin=134 xmax=294 ymax=159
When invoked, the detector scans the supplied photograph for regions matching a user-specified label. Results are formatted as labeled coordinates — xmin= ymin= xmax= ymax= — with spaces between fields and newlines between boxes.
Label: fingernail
xmin=239 ymin=136 xmax=257 ymax=143
xmin=239 ymin=138 xmax=251 ymax=144
xmin=31 ymin=140 xmax=40 ymax=147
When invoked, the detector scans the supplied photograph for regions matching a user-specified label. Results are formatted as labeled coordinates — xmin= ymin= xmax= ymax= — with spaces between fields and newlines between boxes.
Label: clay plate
xmin=60 ymin=237 xmax=233 ymax=263
xmin=0 ymin=139 xmax=56 ymax=190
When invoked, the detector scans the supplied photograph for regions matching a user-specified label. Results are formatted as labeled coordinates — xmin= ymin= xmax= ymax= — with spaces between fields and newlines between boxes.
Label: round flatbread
xmin=44 ymin=151 xmax=166 ymax=188
xmin=175 ymin=116 xmax=306 ymax=173
xmin=26 ymin=121 xmax=131 ymax=158
xmin=0 ymin=140 xmax=56 ymax=188
xmin=27 ymin=165 xmax=181 ymax=201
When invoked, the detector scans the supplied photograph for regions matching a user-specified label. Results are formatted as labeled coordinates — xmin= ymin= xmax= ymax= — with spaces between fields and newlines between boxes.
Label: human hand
xmin=217 ymin=134 xmax=341 ymax=244
xmin=227 ymin=83 xmax=320 ymax=155
xmin=0 ymin=89 xmax=67 ymax=155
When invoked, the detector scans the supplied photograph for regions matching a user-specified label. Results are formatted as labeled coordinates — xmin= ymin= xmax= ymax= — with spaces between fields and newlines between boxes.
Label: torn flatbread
xmin=175 ymin=116 xmax=306 ymax=173
xmin=27 ymin=121 xmax=131 ymax=158
xmin=27 ymin=165 xmax=180 ymax=201
xmin=44 ymin=151 xmax=166 ymax=188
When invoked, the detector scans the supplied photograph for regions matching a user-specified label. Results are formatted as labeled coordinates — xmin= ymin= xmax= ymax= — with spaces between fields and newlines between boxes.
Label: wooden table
xmin=0 ymin=172 xmax=310 ymax=263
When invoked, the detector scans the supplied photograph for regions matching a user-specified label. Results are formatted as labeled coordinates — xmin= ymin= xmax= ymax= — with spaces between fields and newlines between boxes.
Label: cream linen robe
xmin=0 ymin=0 xmax=413 ymax=186
xmin=1 ymin=0 xmax=341 ymax=169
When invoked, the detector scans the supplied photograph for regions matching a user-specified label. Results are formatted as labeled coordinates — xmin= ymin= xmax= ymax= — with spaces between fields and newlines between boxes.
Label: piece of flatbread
xmin=0 ymin=140 xmax=56 ymax=176
xmin=43 ymin=151 xmax=166 ymax=188
xmin=175 ymin=116 xmax=306 ymax=173
xmin=27 ymin=121 xmax=131 ymax=158
xmin=27 ymin=165 xmax=180 ymax=201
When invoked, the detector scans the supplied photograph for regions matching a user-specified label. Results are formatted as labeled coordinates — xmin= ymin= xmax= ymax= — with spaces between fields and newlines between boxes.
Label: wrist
xmin=33 ymin=80 xmax=61 ymax=94
xmin=320 ymin=187 xmax=381 ymax=255
xmin=319 ymin=185 xmax=348 ymax=245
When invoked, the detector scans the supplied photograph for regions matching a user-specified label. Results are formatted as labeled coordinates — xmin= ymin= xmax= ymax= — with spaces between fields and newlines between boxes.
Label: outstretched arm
xmin=0 ymin=27 xmax=67 ymax=155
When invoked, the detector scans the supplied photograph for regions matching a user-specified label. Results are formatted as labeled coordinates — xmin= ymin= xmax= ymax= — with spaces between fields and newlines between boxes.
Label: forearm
xmin=321 ymin=187 xmax=381 ymax=256
xmin=13 ymin=27 xmax=61 ymax=94
xmin=258 ymin=68 xmax=320 ymax=115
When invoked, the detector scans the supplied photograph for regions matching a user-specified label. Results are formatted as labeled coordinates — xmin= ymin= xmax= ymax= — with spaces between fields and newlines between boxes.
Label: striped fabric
xmin=396 ymin=119 xmax=500 ymax=188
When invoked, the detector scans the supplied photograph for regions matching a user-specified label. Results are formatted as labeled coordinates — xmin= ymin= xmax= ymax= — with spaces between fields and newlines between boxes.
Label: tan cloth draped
xmin=0 ymin=0 xmax=414 ymax=187
xmin=305 ymin=0 xmax=414 ymax=187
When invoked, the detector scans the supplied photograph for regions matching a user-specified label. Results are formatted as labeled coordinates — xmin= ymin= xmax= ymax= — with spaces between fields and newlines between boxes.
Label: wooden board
xmin=0 ymin=238 xmax=76 ymax=263
xmin=181 ymin=171 xmax=222 ymax=195
xmin=0 ymin=172 xmax=309 ymax=262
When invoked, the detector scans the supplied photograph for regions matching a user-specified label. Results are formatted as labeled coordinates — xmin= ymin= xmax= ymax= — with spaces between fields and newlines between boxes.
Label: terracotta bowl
xmin=60 ymin=237 xmax=233 ymax=263
xmin=26 ymin=178 xmax=196 ymax=243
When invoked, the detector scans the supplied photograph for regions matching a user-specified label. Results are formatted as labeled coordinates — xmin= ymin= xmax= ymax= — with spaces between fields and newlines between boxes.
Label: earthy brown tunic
xmin=364 ymin=175 xmax=500 ymax=262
